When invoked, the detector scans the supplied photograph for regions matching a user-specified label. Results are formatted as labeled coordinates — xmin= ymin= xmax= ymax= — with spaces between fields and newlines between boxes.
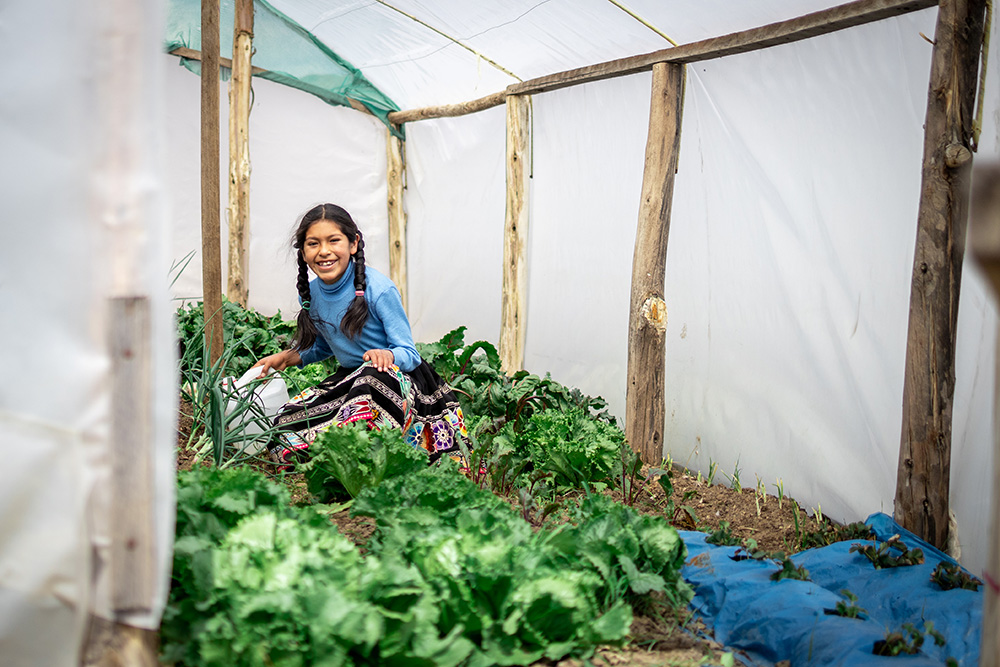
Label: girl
xmin=253 ymin=203 xmax=468 ymax=467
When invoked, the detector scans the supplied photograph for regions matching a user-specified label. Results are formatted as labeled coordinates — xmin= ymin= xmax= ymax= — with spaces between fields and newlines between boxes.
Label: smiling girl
xmin=253 ymin=203 xmax=468 ymax=467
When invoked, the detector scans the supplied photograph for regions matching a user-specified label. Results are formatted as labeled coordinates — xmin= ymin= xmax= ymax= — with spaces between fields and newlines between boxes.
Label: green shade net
xmin=164 ymin=0 xmax=402 ymax=138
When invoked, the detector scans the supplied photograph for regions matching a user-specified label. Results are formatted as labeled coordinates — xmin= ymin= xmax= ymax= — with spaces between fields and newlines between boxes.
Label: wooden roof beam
xmin=390 ymin=0 xmax=937 ymax=123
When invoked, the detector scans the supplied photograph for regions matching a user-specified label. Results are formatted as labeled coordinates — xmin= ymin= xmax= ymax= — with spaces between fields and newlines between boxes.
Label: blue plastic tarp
xmin=680 ymin=513 xmax=983 ymax=666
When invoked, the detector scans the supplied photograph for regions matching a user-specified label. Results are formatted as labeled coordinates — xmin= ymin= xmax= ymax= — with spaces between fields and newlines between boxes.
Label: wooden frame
xmin=626 ymin=62 xmax=685 ymax=464
xmin=201 ymin=0 xmax=223 ymax=365
xmin=388 ymin=0 xmax=937 ymax=123
xmin=895 ymin=0 xmax=988 ymax=549
xmin=226 ymin=0 xmax=253 ymax=306
xmin=499 ymin=95 xmax=531 ymax=372
xmin=387 ymin=127 xmax=408 ymax=312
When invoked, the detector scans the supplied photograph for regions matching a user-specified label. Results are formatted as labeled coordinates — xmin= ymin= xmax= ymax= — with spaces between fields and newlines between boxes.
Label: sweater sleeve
xmin=373 ymin=287 xmax=421 ymax=372
xmin=297 ymin=332 xmax=334 ymax=367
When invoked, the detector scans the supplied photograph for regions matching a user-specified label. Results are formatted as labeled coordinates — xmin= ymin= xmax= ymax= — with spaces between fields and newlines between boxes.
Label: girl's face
xmin=302 ymin=220 xmax=359 ymax=284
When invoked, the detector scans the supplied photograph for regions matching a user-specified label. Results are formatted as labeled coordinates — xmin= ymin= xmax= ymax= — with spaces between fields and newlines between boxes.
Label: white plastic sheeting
xmin=159 ymin=2 xmax=1000 ymax=576
xmin=1 ymin=1 xmax=175 ymax=665
xmin=166 ymin=60 xmax=393 ymax=312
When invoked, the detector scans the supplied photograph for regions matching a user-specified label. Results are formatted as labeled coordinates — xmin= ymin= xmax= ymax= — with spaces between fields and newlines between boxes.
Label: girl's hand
xmin=253 ymin=349 xmax=302 ymax=377
xmin=363 ymin=349 xmax=395 ymax=373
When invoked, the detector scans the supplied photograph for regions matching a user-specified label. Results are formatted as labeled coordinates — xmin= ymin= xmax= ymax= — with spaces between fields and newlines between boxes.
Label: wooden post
xmin=109 ymin=297 xmax=155 ymax=611
xmin=970 ymin=164 xmax=1000 ymax=667
xmin=81 ymin=299 xmax=160 ymax=667
xmin=894 ymin=0 xmax=987 ymax=549
xmin=625 ymin=62 xmax=685 ymax=464
xmin=500 ymin=94 xmax=530 ymax=373
xmin=386 ymin=126 xmax=408 ymax=312
xmin=202 ymin=0 xmax=223 ymax=364
xmin=226 ymin=0 xmax=253 ymax=306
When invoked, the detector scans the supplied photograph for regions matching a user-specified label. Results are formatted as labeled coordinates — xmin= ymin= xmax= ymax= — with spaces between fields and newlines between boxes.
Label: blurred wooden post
xmin=226 ymin=0 xmax=253 ymax=306
xmin=83 ymin=297 xmax=160 ymax=667
xmin=387 ymin=127 xmax=408 ymax=312
xmin=201 ymin=0 xmax=223 ymax=364
xmin=626 ymin=62 xmax=685 ymax=465
xmin=500 ymin=94 xmax=530 ymax=372
xmin=971 ymin=164 xmax=1000 ymax=667
xmin=894 ymin=0 xmax=987 ymax=549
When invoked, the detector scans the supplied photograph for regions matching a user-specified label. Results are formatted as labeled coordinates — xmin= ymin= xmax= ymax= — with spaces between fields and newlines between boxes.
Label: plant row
xmin=163 ymin=460 xmax=691 ymax=666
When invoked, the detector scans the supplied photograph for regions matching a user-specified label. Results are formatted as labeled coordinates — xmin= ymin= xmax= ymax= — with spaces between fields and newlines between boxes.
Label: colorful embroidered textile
xmin=271 ymin=359 xmax=468 ymax=466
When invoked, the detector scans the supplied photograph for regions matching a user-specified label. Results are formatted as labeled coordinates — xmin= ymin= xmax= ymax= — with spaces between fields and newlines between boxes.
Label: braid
xmin=341 ymin=232 xmax=370 ymax=339
xmin=291 ymin=252 xmax=320 ymax=351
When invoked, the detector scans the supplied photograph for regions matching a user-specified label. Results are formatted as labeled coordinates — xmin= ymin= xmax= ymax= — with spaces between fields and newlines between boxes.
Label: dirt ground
xmin=175 ymin=400 xmax=824 ymax=666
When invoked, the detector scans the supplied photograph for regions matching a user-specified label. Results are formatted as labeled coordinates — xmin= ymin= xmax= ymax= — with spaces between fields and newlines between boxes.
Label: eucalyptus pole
xmin=499 ymin=94 xmax=531 ymax=373
xmin=625 ymin=62 xmax=685 ymax=464
xmin=201 ymin=0 xmax=223 ymax=365
xmin=894 ymin=0 xmax=987 ymax=549
xmin=387 ymin=127 xmax=409 ymax=312
xmin=227 ymin=0 xmax=253 ymax=306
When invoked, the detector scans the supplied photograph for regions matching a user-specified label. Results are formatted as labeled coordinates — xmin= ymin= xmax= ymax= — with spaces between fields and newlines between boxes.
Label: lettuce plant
xmin=299 ymin=422 xmax=429 ymax=501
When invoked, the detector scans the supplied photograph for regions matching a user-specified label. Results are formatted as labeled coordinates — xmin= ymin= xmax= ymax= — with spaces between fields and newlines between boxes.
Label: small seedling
xmin=707 ymin=459 xmax=719 ymax=485
xmin=872 ymin=621 xmax=945 ymax=656
xmin=724 ymin=459 xmax=743 ymax=492
xmin=618 ymin=442 xmax=671 ymax=507
xmin=682 ymin=489 xmax=698 ymax=502
xmin=672 ymin=504 xmax=699 ymax=530
xmin=770 ymin=557 xmax=810 ymax=581
xmin=755 ymin=474 xmax=766 ymax=504
xmin=930 ymin=561 xmax=982 ymax=591
xmin=824 ymin=589 xmax=867 ymax=619
xmin=812 ymin=504 xmax=823 ymax=524
xmin=754 ymin=492 xmax=761 ymax=517
xmin=730 ymin=539 xmax=774 ymax=562
xmin=706 ymin=520 xmax=739 ymax=546
xmin=773 ymin=478 xmax=785 ymax=509
xmin=850 ymin=535 xmax=924 ymax=569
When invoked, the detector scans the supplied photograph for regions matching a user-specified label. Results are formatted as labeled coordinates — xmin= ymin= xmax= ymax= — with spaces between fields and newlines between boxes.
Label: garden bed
xmin=174 ymin=399 xmax=826 ymax=667
xmin=171 ymin=305 xmax=981 ymax=666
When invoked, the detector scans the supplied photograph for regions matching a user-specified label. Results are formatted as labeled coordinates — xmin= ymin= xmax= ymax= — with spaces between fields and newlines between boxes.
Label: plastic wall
xmin=1 ymin=0 xmax=175 ymax=665
xmin=165 ymin=58 xmax=391 ymax=315
xmin=402 ymin=9 xmax=1000 ymax=573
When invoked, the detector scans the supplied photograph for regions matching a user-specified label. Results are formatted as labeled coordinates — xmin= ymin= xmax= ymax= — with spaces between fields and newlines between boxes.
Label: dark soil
xmin=174 ymin=398 xmax=827 ymax=666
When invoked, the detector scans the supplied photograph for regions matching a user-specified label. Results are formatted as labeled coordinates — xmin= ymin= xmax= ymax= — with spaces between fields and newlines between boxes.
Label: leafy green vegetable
xmin=356 ymin=466 xmax=640 ymax=664
xmin=195 ymin=512 xmax=475 ymax=667
xmin=353 ymin=459 xmax=508 ymax=529
xmin=162 ymin=468 xmax=298 ymax=665
xmin=526 ymin=409 xmax=622 ymax=490
xmin=418 ymin=326 xmax=615 ymax=429
xmin=551 ymin=495 xmax=692 ymax=607
xmin=281 ymin=358 xmax=339 ymax=395
xmin=930 ymin=561 xmax=982 ymax=591
xmin=299 ymin=422 xmax=429 ymax=501
xmin=176 ymin=298 xmax=298 ymax=377
xmin=850 ymin=535 xmax=924 ymax=569
xmin=479 ymin=408 xmax=619 ymax=494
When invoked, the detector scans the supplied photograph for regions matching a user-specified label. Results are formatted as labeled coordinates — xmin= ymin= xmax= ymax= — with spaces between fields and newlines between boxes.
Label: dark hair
xmin=290 ymin=203 xmax=369 ymax=351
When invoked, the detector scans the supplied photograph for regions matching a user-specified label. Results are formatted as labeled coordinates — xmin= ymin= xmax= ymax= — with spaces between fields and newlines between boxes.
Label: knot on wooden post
xmin=640 ymin=295 xmax=667 ymax=333
xmin=944 ymin=143 xmax=972 ymax=168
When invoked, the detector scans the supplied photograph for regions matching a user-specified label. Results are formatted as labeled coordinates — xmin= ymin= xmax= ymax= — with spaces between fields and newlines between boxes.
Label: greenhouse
xmin=1 ymin=0 xmax=999 ymax=664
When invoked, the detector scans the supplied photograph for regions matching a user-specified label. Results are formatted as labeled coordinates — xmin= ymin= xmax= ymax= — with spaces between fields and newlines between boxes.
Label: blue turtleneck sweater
xmin=297 ymin=261 xmax=421 ymax=372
